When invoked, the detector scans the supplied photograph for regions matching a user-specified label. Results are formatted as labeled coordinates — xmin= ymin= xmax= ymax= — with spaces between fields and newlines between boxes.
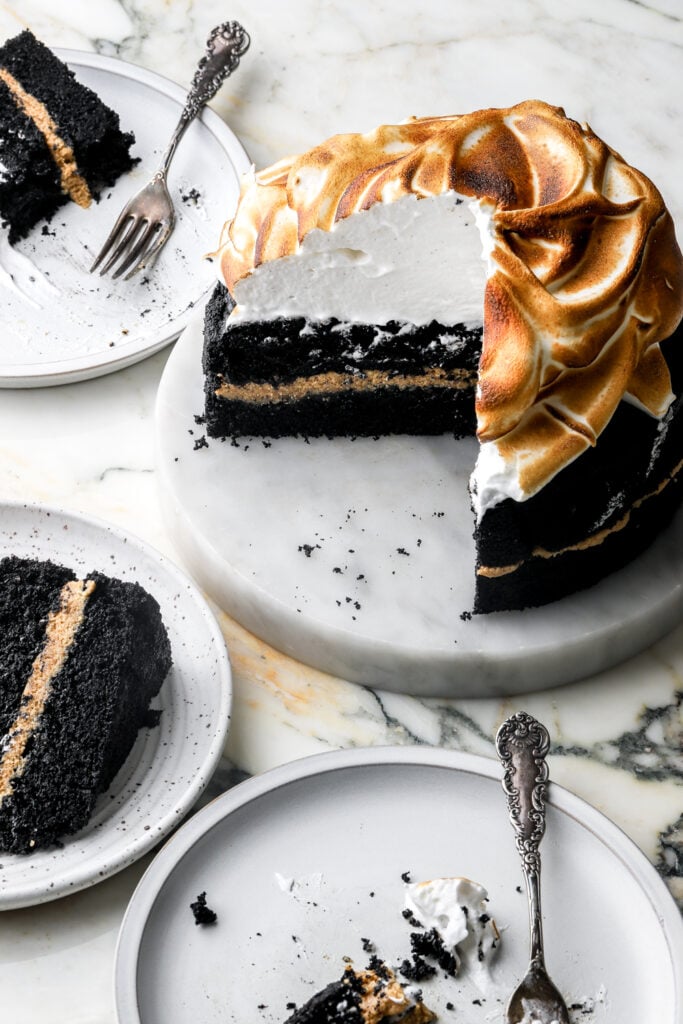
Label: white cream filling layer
xmin=231 ymin=190 xmax=487 ymax=327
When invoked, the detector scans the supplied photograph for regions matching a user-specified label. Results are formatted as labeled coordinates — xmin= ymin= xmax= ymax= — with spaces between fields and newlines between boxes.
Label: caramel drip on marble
xmin=477 ymin=456 xmax=683 ymax=578
xmin=0 ymin=67 xmax=92 ymax=208
xmin=0 ymin=579 xmax=96 ymax=802
xmin=216 ymin=366 xmax=476 ymax=404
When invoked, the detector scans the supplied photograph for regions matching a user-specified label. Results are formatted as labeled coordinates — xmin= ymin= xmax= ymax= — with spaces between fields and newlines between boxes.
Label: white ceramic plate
xmin=115 ymin=747 xmax=683 ymax=1024
xmin=0 ymin=50 xmax=250 ymax=387
xmin=156 ymin=309 xmax=683 ymax=697
xmin=0 ymin=501 xmax=231 ymax=909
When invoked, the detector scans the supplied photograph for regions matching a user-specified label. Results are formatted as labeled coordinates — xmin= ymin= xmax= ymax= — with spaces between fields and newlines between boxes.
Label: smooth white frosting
xmin=230 ymin=191 xmax=486 ymax=327
xmin=470 ymin=439 xmax=526 ymax=519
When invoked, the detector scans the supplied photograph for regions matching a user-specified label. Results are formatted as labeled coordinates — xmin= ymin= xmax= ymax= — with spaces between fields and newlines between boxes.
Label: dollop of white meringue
xmin=230 ymin=191 xmax=486 ymax=328
xmin=404 ymin=876 xmax=499 ymax=975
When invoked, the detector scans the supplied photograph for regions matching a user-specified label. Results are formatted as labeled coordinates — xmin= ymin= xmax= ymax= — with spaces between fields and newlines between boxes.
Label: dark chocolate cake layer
xmin=0 ymin=557 xmax=73 ymax=738
xmin=206 ymin=387 xmax=476 ymax=439
xmin=0 ymin=559 xmax=171 ymax=854
xmin=475 ymin=458 xmax=683 ymax=613
xmin=0 ymin=30 xmax=136 ymax=242
xmin=204 ymin=282 xmax=481 ymax=439
xmin=284 ymin=973 xmax=363 ymax=1023
xmin=204 ymin=283 xmax=482 ymax=384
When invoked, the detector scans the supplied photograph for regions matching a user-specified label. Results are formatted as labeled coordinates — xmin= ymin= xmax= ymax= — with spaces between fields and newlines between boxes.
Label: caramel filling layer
xmin=358 ymin=969 xmax=435 ymax=1024
xmin=477 ymin=456 xmax=683 ymax=579
xmin=0 ymin=66 xmax=92 ymax=208
xmin=216 ymin=366 xmax=476 ymax=404
xmin=0 ymin=579 xmax=96 ymax=803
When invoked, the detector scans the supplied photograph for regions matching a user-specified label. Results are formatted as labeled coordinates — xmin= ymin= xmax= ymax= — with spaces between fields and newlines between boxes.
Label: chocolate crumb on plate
xmin=190 ymin=891 xmax=217 ymax=925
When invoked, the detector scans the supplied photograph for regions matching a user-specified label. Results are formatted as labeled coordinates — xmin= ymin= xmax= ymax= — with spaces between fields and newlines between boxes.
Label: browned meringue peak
xmin=215 ymin=100 xmax=683 ymax=499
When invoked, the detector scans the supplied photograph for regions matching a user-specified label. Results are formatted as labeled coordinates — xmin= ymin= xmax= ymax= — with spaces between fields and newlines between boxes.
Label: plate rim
xmin=0 ymin=48 xmax=251 ymax=387
xmin=113 ymin=744 xmax=683 ymax=1023
xmin=0 ymin=498 xmax=233 ymax=909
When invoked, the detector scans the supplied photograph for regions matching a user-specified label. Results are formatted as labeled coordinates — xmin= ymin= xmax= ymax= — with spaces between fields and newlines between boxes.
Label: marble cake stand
xmin=155 ymin=311 xmax=683 ymax=697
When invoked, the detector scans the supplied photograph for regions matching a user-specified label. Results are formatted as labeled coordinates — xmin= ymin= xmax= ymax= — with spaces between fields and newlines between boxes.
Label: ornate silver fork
xmin=496 ymin=712 xmax=570 ymax=1024
xmin=90 ymin=21 xmax=250 ymax=281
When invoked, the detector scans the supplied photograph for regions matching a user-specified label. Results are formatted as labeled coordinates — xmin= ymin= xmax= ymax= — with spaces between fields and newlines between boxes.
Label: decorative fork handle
xmin=496 ymin=712 xmax=550 ymax=969
xmin=157 ymin=21 xmax=251 ymax=177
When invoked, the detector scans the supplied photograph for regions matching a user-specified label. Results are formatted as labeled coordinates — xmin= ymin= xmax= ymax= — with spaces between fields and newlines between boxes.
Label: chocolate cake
xmin=203 ymin=100 xmax=683 ymax=613
xmin=0 ymin=556 xmax=171 ymax=854
xmin=0 ymin=30 xmax=136 ymax=242
xmin=283 ymin=963 xmax=435 ymax=1023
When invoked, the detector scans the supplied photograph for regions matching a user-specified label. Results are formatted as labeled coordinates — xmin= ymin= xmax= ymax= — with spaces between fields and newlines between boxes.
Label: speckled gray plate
xmin=115 ymin=747 xmax=683 ymax=1024
xmin=0 ymin=501 xmax=232 ymax=910
xmin=0 ymin=50 xmax=250 ymax=387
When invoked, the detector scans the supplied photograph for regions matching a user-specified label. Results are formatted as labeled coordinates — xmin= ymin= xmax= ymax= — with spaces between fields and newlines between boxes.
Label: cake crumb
xmin=180 ymin=186 xmax=202 ymax=205
xmin=190 ymin=891 xmax=217 ymax=925
xmin=298 ymin=543 xmax=319 ymax=558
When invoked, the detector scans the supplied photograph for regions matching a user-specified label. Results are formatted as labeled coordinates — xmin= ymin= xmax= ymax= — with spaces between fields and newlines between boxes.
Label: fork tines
xmin=89 ymin=182 xmax=175 ymax=281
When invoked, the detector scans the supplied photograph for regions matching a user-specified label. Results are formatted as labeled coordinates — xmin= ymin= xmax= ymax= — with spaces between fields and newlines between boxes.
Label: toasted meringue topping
xmin=214 ymin=100 xmax=683 ymax=503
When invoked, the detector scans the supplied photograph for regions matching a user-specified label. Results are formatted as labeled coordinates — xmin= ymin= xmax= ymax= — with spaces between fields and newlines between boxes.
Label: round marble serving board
xmin=156 ymin=310 xmax=683 ymax=697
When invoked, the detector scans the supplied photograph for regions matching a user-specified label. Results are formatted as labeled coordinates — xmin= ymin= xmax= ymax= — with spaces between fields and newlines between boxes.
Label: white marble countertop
xmin=0 ymin=1 xmax=681 ymax=1021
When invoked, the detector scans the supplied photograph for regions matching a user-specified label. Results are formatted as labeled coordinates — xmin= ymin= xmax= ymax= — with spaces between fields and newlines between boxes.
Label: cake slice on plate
xmin=203 ymin=100 xmax=683 ymax=613
xmin=0 ymin=556 xmax=171 ymax=854
xmin=0 ymin=30 xmax=137 ymax=242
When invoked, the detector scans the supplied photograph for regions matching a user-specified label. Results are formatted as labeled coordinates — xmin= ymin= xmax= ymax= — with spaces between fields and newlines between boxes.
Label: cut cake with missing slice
xmin=203 ymin=101 xmax=683 ymax=614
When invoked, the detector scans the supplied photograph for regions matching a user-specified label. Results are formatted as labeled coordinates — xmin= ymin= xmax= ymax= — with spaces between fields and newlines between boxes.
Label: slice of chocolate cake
xmin=0 ymin=30 xmax=136 ymax=242
xmin=0 ymin=556 xmax=171 ymax=854
xmin=283 ymin=964 xmax=435 ymax=1023
xmin=204 ymin=101 xmax=683 ymax=614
